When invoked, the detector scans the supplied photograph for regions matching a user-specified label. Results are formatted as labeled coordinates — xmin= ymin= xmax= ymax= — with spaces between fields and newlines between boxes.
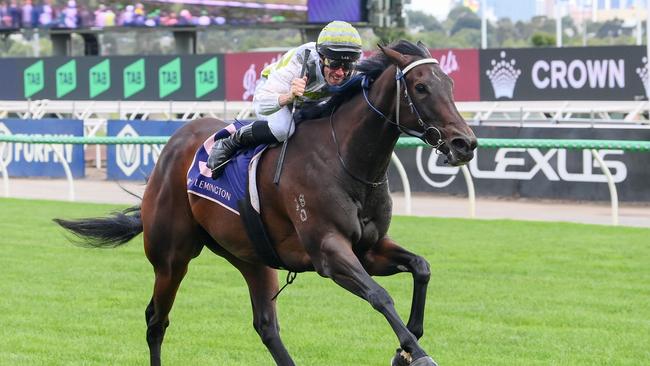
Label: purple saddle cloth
xmin=186 ymin=120 xmax=266 ymax=215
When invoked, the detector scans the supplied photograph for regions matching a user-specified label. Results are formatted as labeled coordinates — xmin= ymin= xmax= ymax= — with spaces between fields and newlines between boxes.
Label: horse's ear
xmin=417 ymin=41 xmax=433 ymax=58
xmin=378 ymin=44 xmax=408 ymax=68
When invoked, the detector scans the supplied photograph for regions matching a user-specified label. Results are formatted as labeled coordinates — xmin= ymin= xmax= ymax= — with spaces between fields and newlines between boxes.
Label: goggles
xmin=323 ymin=58 xmax=354 ymax=71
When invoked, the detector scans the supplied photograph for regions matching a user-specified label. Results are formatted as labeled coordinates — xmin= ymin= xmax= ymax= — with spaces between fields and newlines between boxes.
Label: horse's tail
xmin=53 ymin=205 xmax=143 ymax=248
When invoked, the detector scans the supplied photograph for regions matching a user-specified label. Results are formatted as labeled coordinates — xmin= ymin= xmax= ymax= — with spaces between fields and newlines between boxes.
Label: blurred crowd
xmin=0 ymin=0 xmax=301 ymax=30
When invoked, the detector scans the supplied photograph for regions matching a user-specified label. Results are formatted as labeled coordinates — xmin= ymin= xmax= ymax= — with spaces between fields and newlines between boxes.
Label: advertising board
xmin=3 ymin=55 xmax=225 ymax=101
xmin=480 ymin=46 xmax=648 ymax=101
xmin=106 ymin=120 xmax=185 ymax=180
xmin=391 ymin=126 xmax=650 ymax=202
xmin=0 ymin=119 xmax=84 ymax=178
xmin=225 ymin=48 xmax=480 ymax=102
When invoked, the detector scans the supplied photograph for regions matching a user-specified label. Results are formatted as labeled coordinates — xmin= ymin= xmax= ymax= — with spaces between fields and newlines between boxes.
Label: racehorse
xmin=54 ymin=40 xmax=476 ymax=366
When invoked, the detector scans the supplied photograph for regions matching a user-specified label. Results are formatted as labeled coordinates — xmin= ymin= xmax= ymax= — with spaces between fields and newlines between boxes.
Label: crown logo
xmin=636 ymin=56 xmax=650 ymax=99
xmin=486 ymin=51 xmax=521 ymax=99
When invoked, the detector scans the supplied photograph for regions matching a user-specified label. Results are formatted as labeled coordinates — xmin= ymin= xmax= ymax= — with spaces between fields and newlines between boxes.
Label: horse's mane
xmin=296 ymin=40 xmax=430 ymax=122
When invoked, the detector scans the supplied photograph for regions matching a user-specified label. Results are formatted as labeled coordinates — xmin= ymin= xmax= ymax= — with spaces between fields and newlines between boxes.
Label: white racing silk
xmin=253 ymin=42 xmax=331 ymax=116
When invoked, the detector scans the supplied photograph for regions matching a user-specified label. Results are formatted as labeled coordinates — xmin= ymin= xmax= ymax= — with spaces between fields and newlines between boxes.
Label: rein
xmin=361 ymin=57 xmax=444 ymax=149
xmin=329 ymin=106 xmax=388 ymax=188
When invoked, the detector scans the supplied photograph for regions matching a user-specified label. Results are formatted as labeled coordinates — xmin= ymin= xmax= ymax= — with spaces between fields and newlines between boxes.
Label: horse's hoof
xmin=390 ymin=349 xmax=411 ymax=366
xmin=411 ymin=356 xmax=438 ymax=366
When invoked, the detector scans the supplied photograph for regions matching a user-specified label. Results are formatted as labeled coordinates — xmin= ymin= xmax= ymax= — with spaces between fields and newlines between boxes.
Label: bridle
xmin=362 ymin=57 xmax=444 ymax=149
xmin=330 ymin=57 xmax=444 ymax=188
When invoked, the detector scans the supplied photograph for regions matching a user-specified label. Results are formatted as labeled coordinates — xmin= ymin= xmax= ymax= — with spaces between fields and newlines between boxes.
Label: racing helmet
xmin=316 ymin=21 xmax=362 ymax=62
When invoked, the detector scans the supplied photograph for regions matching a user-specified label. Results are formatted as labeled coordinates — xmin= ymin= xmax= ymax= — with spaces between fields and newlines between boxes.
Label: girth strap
xmin=238 ymin=195 xmax=287 ymax=270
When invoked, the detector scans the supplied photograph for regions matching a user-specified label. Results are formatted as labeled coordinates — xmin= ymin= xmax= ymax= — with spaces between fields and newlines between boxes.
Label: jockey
xmin=207 ymin=20 xmax=363 ymax=179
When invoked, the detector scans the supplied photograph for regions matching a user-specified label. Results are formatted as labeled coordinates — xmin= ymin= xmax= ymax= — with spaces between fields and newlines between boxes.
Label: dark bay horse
xmin=55 ymin=40 xmax=476 ymax=366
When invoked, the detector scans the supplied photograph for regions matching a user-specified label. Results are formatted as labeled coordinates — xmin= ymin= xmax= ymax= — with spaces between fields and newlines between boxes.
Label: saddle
xmin=186 ymin=121 xmax=287 ymax=269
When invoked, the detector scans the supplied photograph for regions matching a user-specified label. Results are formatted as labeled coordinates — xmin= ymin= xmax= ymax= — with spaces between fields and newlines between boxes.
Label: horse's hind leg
xmin=143 ymin=224 xmax=202 ymax=366
xmin=231 ymin=260 xmax=295 ymax=366
xmin=145 ymin=260 xmax=189 ymax=366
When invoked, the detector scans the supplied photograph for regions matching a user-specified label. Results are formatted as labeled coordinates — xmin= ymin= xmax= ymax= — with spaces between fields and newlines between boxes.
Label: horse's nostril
xmin=451 ymin=137 xmax=473 ymax=154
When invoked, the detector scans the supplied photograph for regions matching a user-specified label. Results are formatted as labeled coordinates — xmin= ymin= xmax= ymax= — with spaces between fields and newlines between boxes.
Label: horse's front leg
xmin=308 ymin=233 xmax=436 ymax=366
xmin=361 ymin=236 xmax=431 ymax=366
xmin=362 ymin=236 xmax=430 ymax=340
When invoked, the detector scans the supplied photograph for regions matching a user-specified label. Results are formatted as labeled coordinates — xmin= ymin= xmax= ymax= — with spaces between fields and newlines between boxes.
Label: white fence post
xmin=391 ymin=152 xmax=411 ymax=215
xmin=0 ymin=141 xmax=8 ymax=197
xmin=591 ymin=149 xmax=619 ymax=226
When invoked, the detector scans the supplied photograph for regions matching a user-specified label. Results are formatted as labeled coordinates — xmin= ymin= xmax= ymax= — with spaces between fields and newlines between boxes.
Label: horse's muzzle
xmin=444 ymin=136 xmax=477 ymax=166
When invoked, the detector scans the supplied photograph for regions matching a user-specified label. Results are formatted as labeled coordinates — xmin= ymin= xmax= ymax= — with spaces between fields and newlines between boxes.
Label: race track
xmin=6 ymin=176 xmax=649 ymax=228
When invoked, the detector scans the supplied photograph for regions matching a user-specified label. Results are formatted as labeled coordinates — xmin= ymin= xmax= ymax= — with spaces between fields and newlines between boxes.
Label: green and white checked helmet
xmin=316 ymin=20 xmax=362 ymax=62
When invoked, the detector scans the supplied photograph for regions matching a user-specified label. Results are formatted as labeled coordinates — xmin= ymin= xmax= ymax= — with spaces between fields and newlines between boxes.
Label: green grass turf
xmin=0 ymin=197 xmax=649 ymax=365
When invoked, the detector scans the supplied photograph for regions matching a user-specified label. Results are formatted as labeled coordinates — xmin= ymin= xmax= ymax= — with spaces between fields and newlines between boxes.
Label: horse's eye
xmin=415 ymin=84 xmax=427 ymax=93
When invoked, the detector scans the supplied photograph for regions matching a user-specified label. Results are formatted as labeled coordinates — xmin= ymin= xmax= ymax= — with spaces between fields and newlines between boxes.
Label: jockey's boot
xmin=207 ymin=121 xmax=278 ymax=179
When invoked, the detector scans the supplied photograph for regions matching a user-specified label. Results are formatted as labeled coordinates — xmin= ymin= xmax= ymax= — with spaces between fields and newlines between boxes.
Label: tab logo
xmin=89 ymin=59 xmax=111 ymax=98
xmin=115 ymin=124 xmax=140 ymax=177
xmin=195 ymin=57 xmax=218 ymax=98
xmin=159 ymin=58 xmax=181 ymax=98
xmin=124 ymin=59 xmax=146 ymax=99
xmin=56 ymin=60 xmax=77 ymax=98
xmin=24 ymin=60 xmax=45 ymax=98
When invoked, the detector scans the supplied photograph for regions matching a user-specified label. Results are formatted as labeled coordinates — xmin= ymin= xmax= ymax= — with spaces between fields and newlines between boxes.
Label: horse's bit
xmin=362 ymin=57 xmax=444 ymax=149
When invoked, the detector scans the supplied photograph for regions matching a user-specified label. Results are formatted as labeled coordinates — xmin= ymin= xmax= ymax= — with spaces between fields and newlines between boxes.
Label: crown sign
xmin=636 ymin=56 xmax=650 ymax=99
xmin=486 ymin=51 xmax=522 ymax=99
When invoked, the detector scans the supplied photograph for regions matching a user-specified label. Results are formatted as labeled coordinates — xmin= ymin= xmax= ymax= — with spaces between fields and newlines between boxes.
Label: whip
xmin=274 ymin=48 xmax=311 ymax=185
